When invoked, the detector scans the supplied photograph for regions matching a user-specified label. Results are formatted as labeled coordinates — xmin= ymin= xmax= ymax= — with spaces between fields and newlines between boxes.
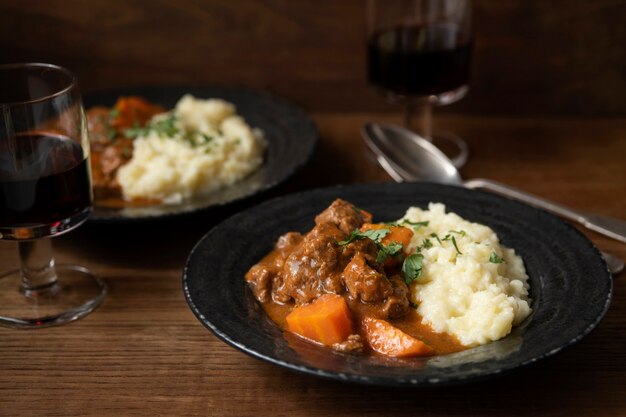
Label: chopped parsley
xmin=430 ymin=233 xmax=442 ymax=245
xmin=386 ymin=219 xmax=429 ymax=230
xmin=402 ymin=219 xmax=429 ymax=229
xmin=105 ymin=129 xmax=117 ymax=141
xmin=338 ymin=228 xmax=406 ymax=266
xmin=376 ymin=241 xmax=403 ymax=264
xmin=450 ymin=236 xmax=462 ymax=255
xmin=489 ymin=252 xmax=505 ymax=264
xmin=122 ymin=113 xmax=216 ymax=150
xmin=108 ymin=107 xmax=120 ymax=119
xmin=402 ymin=253 xmax=424 ymax=285
xmin=338 ymin=228 xmax=390 ymax=246
xmin=420 ymin=238 xmax=433 ymax=249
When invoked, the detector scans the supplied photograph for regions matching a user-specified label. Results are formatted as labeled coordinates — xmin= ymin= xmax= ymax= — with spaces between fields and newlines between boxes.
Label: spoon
xmin=362 ymin=122 xmax=625 ymax=275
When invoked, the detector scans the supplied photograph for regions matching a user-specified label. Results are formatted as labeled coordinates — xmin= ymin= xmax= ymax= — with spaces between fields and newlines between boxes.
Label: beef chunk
xmin=381 ymin=276 xmax=411 ymax=319
xmin=341 ymin=253 xmax=392 ymax=303
xmin=274 ymin=222 xmax=345 ymax=304
xmin=245 ymin=263 xmax=275 ymax=303
xmin=315 ymin=199 xmax=372 ymax=234
xmin=341 ymin=255 xmax=410 ymax=319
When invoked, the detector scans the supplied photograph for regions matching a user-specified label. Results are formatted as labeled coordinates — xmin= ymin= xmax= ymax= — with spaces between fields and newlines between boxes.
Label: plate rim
xmin=182 ymin=182 xmax=613 ymax=386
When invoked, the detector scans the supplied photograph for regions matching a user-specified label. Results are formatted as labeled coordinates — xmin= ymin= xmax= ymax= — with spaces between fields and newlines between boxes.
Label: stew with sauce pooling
xmin=245 ymin=199 xmax=465 ymax=357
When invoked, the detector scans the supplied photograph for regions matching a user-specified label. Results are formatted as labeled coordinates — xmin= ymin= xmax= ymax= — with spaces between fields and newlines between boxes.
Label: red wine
xmin=0 ymin=133 xmax=92 ymax=227
xmin=367 ymin=23 xmax=472 ymax=96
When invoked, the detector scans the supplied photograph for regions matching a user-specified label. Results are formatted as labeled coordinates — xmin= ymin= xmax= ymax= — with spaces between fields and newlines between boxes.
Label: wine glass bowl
xmin=0 ymin=63 xmax=105 ymax=328
xmin=366 ymin=0 xmax=472 ymax=167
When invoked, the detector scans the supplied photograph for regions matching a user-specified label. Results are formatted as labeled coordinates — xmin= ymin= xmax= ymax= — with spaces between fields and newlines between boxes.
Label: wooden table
xmin=1 ymin=113 xmax=625 ymax=416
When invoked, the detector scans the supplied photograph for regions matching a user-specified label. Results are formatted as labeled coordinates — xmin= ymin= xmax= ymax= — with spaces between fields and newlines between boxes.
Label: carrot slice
xmin=361 ymin=317 xmax=433 ymax=357
xmin=110 ymin=96 xmax=165 ymax=129
xmin=286 ymin=294 xmax=353 ymax=346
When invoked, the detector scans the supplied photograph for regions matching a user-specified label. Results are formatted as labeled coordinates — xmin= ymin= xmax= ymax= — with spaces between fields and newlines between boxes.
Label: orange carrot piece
xmin=111 ymin=96 xmax=165 ymax=129
xmin=361 ymin=223 xmax=414 ymax=250
xmin=286 ymin=294 xmax=353 ymax=346
xmin=361 ymin=317 xmax=433 ymax=357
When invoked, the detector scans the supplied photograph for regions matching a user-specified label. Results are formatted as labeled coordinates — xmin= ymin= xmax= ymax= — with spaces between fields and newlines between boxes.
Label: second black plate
xmin=84 ymin=86 xmax=317 ymax=222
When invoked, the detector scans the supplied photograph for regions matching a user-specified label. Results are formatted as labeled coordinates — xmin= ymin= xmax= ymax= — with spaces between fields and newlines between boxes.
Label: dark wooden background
xmin=2 ymin=0 xmax=626 ymax=116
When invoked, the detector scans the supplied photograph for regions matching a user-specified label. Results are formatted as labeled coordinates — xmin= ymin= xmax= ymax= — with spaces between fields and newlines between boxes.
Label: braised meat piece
xmin=315 ymin=199 xmax=372 ymax=234
xmin=246 ymin=199 xmax=411 ymax=320
xmin=246 ymin=233 xmax=303 ymax=303
xmin=274 ymin=222 xmax=345 ymax=304
xmin=381 ymin=276 xmax=411 ymax=319
xmin=341 ymin=253 xmax=390 ymax=303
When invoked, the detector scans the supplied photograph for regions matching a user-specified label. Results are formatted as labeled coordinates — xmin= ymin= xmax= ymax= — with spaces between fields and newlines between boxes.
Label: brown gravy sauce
xmin=261 ymin=294 xmax=466 ymax=356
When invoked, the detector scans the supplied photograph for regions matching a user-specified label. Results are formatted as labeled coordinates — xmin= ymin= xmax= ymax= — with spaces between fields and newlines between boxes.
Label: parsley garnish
xmin=421 ymin=238 xmax=433 ymax=249
xmin=450 ymin=236 xmax=462 ymax=255
xmin=489 ymin=252 xmax=504 ymax=264
xmin=338 ymin=228 xmax=406 ymax=265
xmin=430 ymin=232 xmax=462 ymax=255
xmin=402 ymin=253 xmax=424 ymax=285
xmin=338 ymin=228 xmax=390 ymax=246
xmin=124 ymin=114 xmax=178 ymax=139
xmin=402 ymin=219 xmax=429 ymax=229
xmin=386 ymin=219 xmax=429 ymax=230
xmin=106 ymin=129 xmax=117 ymax=141
xmin=108 ymin=107 xmax=120 ymax=119
xmin=430 ymin=233 xmax=442 ymax=245
xmin=376 ymin=241 xmax=403 ymax=264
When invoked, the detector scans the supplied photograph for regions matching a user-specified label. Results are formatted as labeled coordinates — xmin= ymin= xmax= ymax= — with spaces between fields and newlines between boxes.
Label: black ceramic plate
xmin=83 ymin=86 xmax=317 ymax=222
xmin=183 ymin=183 xmax=613 ymax=386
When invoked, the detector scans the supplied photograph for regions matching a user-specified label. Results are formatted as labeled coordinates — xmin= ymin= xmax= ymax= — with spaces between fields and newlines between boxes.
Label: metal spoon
xmin=362 ymin=122 xmax=625 ymax=275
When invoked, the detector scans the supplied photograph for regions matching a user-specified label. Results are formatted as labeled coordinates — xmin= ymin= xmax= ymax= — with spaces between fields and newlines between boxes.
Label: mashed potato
xmin=400 ymin=203 xmax=531 ymax=347
xmin=117 ymin=95 xmax=265 ymax=203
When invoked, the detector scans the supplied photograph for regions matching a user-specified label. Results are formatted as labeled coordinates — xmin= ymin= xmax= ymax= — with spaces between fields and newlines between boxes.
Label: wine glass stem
xmin=18 ymin=238 xmax=59 ymax=297
xmin=405 ymin=99 xmax=433 ymax=140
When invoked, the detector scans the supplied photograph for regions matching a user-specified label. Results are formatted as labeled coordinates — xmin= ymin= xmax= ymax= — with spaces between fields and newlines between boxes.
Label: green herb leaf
xmin=430 ymin=233 xmax=442 ymax=245
xmin=108 ymin=107 xmax=120 ymax=119
xmin=376 ymin=241 xmax=403 ymax=264
xmin=337 ymin=228 xmax=390 ymax=246
xmin=402 ymin=253 xmax=424 ymax=285
xmin=489 ymin=252 xmax=504 ymax=264
xmin=402 ymin=219 xmax=429 ymax=229
xmin=451 ymin=236 xmax=462 ymax=255
xmin=421 ymin=238 xmax=433 ymax=249
xmin=106 ymin=129 xmax=117 ymax=141
xmin=449 ymin=230 xmax=467 ymax=237
xmin=124 ymin=126 xmax=149 ymax=139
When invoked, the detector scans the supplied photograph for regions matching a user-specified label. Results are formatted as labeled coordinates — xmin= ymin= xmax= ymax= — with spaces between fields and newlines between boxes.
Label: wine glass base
xmin=0 ymin=264 xmax=106 ymax=329
xmin=429 ymin=130 xmax=469 ymax=169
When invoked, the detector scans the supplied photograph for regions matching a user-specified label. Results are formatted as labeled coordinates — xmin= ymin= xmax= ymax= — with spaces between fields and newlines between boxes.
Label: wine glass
xmin=366 ymin=0 xmax=472 ymax=168
xmin=0 ymin=63 xmax=105 ymax=328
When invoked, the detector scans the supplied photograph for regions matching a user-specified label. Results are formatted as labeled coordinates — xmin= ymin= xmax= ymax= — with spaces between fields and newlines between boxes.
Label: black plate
xmin=183 ymin=183 xmax=613 ymax=386
xmin=83 ymin=86 xmax=317 ymax=222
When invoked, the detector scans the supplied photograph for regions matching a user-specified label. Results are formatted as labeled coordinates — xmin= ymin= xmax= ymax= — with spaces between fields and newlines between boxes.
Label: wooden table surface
xmin=1 ymin=112 xmax=625 ymax=416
